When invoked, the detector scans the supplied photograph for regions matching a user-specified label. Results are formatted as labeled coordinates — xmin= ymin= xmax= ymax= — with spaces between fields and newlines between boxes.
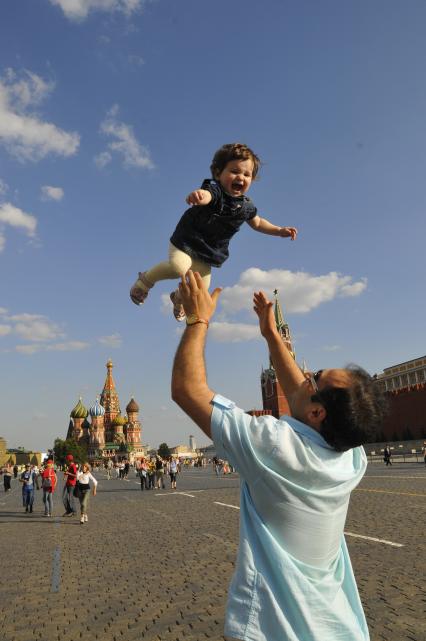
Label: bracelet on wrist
xmin=186 ymin=314 xmax=209 ymax=328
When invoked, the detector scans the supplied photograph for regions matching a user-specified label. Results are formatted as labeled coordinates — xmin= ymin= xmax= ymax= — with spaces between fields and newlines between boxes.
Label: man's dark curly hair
xmin=210 ymin=143 xmax=261 ymax=180
xmin=312 ymin=365 xmax=389 ymax=452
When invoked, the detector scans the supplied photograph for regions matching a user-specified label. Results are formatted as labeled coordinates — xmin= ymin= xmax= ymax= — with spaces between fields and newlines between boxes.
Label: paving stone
xmin=0 ymin=464 xmax=425 ymax=641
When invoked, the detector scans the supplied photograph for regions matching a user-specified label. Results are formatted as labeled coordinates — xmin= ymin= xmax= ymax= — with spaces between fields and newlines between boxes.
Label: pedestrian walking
xmin=138 ymin=458 xmax=149 ymax=490
xmin=13 ymin=464 xmax=19 ymax=479
xmin=76 ymin=463 xmax=97 ymax=524
xmin=106 ymin=459 xmax=113 ymax=479
xmin=155 ymin=455 xmax=166 ymax=489
xmin=147 ymin=459 xmax=156 ymax=489
xmin=383 ymin=445 xmax=392 ymax=466
xmin=169 ymin=457 xmax=178 ymax=490
xmin=171 ymin=271 xmax=387 ymax=641
xmin=2 ymin=463 xmax=13 ymax=492
xmin=19 ymin=463 xmax=39 ymax=513
xmin=40 ymin=460 xmax=57 ymax=517
xmin=62 ymin=454 xmax=78 ymax=516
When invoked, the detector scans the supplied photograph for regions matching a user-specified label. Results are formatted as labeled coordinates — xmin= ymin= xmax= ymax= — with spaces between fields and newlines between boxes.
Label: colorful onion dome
xmin=89 ymin=398 xmax=105 ymax=417
xmin=126 ymin=397 xmax=139 ymax=413
xmin=70 ymin=398 xmax=88 ymax=419
xmin=112 ymin=414 xmax=127 ymax=426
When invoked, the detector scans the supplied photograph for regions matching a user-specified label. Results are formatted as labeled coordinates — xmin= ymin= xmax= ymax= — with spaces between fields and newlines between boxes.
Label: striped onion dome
xmin=112 ymin=414 xmax=127 ymax=426
xmin=126 ymin=397 xmax=139 ymax=413
xmin=70 ymin=397 xmax=88 ymax=419
xmin=89 ymin=398 xmax=105 ymax=417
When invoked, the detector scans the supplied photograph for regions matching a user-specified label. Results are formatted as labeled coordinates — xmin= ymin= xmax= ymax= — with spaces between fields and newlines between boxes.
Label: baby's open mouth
xmin=232 ymin=182 xmax=244 ymax=191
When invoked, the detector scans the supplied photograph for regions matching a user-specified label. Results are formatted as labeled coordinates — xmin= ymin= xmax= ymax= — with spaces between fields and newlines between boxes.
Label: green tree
xmin=53 ymin=438 xmax=88 ymax=466
xmin=158 ymin=442 xmax=171 ymax=459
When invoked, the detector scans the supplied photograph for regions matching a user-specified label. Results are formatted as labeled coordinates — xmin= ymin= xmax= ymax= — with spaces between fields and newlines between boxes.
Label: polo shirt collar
xmin=282 ymin=415 xmax=335 ymax=450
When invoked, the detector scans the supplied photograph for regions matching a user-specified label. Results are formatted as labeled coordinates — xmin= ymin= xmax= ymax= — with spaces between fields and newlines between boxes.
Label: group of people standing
xmin=105 ymin=459 xmax=130 ymax=480
xmin=136 ymin=456 xmax=179 ymax=491
xmin=1 ymin=455 xmax=98 ymax=524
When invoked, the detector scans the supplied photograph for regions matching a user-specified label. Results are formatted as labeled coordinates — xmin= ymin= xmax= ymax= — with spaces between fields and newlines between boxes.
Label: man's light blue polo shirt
xmin=211 ymin=394 xmax=370 ymax=641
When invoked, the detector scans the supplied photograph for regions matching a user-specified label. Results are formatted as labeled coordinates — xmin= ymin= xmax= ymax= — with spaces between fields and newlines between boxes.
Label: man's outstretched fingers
xmin=187 ymin=269 xmax=199 ymax=290
xmin=211 ymin=287 xmax=223 ymax=304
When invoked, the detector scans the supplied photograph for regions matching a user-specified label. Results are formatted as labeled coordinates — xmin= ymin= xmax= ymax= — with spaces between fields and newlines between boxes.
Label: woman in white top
xmin=76 ymin=463 xmax=97 ymax=524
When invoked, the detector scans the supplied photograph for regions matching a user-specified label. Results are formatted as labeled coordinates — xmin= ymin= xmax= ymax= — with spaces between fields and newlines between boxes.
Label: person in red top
xmin=63 ymin=454 xmax=78 ymax=517
xmin=40 ymin=459 xmax=57 ymax=517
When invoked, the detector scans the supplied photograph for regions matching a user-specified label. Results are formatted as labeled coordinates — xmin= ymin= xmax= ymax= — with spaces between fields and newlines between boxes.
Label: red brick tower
xmin=260 ymin=289 xmax=295 ymax=419
xmin=125 ymin=398 xmax=142 ymax=448
xmin=100 ymin=360 xmax=121 ymax=443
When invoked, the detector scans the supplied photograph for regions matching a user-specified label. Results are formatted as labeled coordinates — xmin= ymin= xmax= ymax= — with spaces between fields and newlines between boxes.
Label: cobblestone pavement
xmin=0 ymin=462 xmax=424 ymax=641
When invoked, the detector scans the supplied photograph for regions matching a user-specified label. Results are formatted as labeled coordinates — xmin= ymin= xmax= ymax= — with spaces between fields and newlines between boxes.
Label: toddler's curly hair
xmin=210 ymin=143 xmax=261 ymax=180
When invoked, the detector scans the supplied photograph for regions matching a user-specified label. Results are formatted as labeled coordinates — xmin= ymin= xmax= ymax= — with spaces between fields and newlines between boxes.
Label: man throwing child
xmin=171 ymin=270 xmax=386 ymax=641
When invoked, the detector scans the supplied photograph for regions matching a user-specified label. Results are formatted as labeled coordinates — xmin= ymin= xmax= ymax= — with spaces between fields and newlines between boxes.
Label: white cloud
xmin=94 ymin=151 xmax=112 ymax=169
xmin=128 ymin=54 xmax=145 ymax=67
xmin=41 ymin=185 xmax=64 ymax=201
xmin=47 ymin=341 xmax=89 ymax=351
xmin=164 ymin=267 xmax=367 ymax=344
xmin=0 ymin=178 xmax=8 ymax=196
xmin=0 ymin=308 xmax=8 ymax=315
xmin=322 ymin=345 xmax=341 ymax=352
xmin=0 ymin=202 xmax=37 ymax=250
xmin=98 ymin=333 xmax=122 ymax=348
xmin=0 ymin=68 xmax=80 ymax=161
xmin=219 ymin=268 xmax=367 ymax=316
xmin=0 ymin=324 xmax=11 ymax=336
xmin=49 ymin=0 xmax=144 ymax=21
xmin=209 ymin=322 xmax=260 ymax=343
xmin=8 ymin=313 xmax=64 ymax=342
xmin=96 ymin=105 xmax=154 ymax=170
xmin=16 ymin=340 xmax=89 ymax=355
xmin=0 ymin=203 xmax=37 ymax=236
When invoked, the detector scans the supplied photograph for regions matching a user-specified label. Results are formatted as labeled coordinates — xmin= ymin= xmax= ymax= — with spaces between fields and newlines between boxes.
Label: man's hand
xmin=253 ymin=291 xmax=279 ymax=339
xmin=178 ymin=270 xmax=222 ymax=321
xmin=185 ymin=189 xmax=212 ymax=206
xmin=278 ymin=226 xmax=298 ymax=240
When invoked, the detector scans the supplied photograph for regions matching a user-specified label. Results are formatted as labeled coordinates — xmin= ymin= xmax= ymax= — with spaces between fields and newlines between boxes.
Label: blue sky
xmin=0 ymin=0 xmax=424 ymax=451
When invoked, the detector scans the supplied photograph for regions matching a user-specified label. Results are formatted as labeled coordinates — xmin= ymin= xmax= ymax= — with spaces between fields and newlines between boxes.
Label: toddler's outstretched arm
xmin=186 ymin=189 xmax=213 ymax=206
xmin=247 ymin=215 xmax=298 ymax=240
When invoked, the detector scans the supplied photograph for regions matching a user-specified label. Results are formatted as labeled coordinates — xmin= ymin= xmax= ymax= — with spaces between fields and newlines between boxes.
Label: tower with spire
xmin=100 ymin=359 xmax=121 ymax=443
xmin=260 ymin=289 xmax=296 ymax=418
xmin=125 ymin=398 xmax=142 ymax=448
xmin=69 ymin=398 xmax=88 ymax=441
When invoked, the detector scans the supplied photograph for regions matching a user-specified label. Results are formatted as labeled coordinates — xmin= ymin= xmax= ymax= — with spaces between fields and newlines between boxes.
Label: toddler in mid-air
xmin=130 ymin=142 xmax=298 ymax=320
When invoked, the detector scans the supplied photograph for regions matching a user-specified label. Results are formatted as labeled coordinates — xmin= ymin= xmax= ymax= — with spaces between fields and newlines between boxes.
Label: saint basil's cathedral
xmin=67 ymin=359 xmax=144 ymax=461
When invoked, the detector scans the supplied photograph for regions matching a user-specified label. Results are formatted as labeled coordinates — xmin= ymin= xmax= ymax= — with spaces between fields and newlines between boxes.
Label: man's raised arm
xmin=171 ymin=271 xmax=222 ymax=439
xmin=253 ymin=291 xmax=305 ymax=397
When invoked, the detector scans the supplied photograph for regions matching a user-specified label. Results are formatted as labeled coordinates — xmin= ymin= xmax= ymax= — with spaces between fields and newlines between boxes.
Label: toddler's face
xmin=216 ymin=158 xmax=254 ymax=197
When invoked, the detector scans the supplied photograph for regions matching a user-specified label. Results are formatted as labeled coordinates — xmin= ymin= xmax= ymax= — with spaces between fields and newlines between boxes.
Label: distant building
xmin=170 ymin=444 xmax=198 ymax=459
xmin=374 ymin=356 xmax=426 ymax=440
xmin=67 ymin=360 xmax=145 ymax=462
xmin=189 ymin=435 xmax=196 ymax=451
xmin=0 ymin=437 xmax=43 ymax=467
xmin=247 ymin=289 xmax=296 ymax=419
xmin=375 ymin=356 xmax=426 ymax=392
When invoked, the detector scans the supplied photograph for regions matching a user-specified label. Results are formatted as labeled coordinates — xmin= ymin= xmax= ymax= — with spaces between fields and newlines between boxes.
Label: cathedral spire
xmin=100 ymin=359 xmax=121 ymax=430
xmin=272 ymin=289 xmax=295 ymax=361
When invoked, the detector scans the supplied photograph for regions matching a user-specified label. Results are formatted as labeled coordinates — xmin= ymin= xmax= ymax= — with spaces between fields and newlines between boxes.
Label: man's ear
xmin=306 ymin=403 xmax=327 ymax=429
